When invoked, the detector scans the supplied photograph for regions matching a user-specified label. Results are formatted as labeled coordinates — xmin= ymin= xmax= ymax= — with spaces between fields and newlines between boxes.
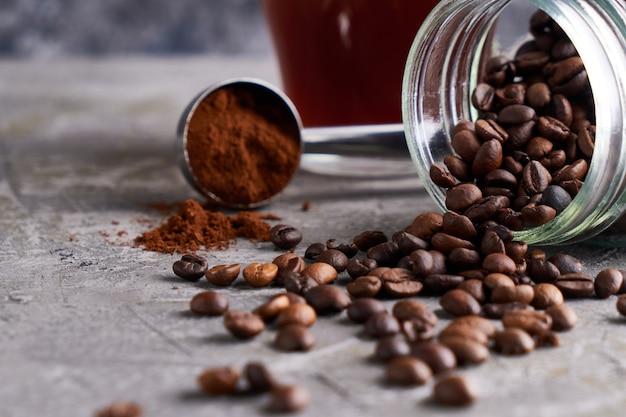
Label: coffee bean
xmin=595 ymin=268 xmax=624 ymax=299
xmin=442 ymin=212 xmax=477 ymax=240
xmin=325 ymin=239 xmax=359 ymax=258
xmin=451 ymin=315 xmax=498 ymax=339
xmin=410 ymin=249 xmax=435 ymax=277
xmin=550 ymin=56 xmax=588 ymax=96
xmin=410 ymin=342 xmax=457 ymax=374
xmin=197 ymin=366 xmax=240 ymax=396
xmin=430 ymin=163 xmax=457 ymax=188
xmin=448 ymin=248 xmax=482 ymax=270
xmin=392 ymin=299 xmax=437 ymax=325
xmin=392 ymin=231 xmax=429 ymax=254
xmin=464 ymin=195 xmax=510 ymax=224
xmin=266 ymin=385 xmax=309 ymax=413
xmin=353 ymin=230 xmax=388 ymax=251
xmin=205 ymin=263 xmax=241 ymax=286
xmin=243 ymin=362 xmax=277 ymax=393
xmin=346 ymin=275 xmax=382 ymax=298
xmin=304 ymin=242 xmax=326 ymax=260
xmin=536 ymin=330 xmax=561 ymax=348
xmin=552 ymin=94 xmax=573 ymax=126
xmin=346 ymin=258 xmax=378 ymax=279
xmin=617 ymin=295 xmax=626 ymax=316
xmin=475 ymin=119 xmax=508 ymax=143
xmin=472 ymin=139 xmax=503 ymax=178
xmin=502 ymin=309 xmax=552 ymax=335
xmin=275 ymin=303 xmax=317 ymax=328
xmin=490 ymin=284 xmax=534 ymax=305
xmin=553 ymin=159 xmax=588 ymax=182
xmin=253 ymin=294 xmax=291 ymax=322
xmin=498 ymin=104 xmax=536 ymax=125
xmin=548 ymin=253 xmax=583 ymax=275
xmin=532 ymin=282 xmax=564 ymax=309
xmin=577 ymin=124 xmax=595 ymax=158
xmin=383 ymin=278 xmax=424 ymax=298
xmin=270 ymin=224 xmax=302 ymax=250
xmin=555 ymin=273 xmax=594 ymax=298
xmin=385 ymin=356 xmax=433 ymax=386
xmin=439 ymin=324 xmax=489 ymax=346
xmin=274 ymin=324 xmax=315 ymax=352
xmin=315 ymin=249 xmax=349 ymax=273
xmin=472 ymin=83 xmax=495 ymax=112
xmin=482 ymin=302 xmax=533 ymax=319
xmin=409 ymin=212 xmax=443 ymax=240
xmin=272 ymin=253 xmax=305 ymax=282
xmin=451 ymin=129 xmax=482 ymax=162
xmin=401 ymin=319 xmax=437 ymax=343
xmin=493 ymin=328 xmax=535 ymax=355
xmin=546 ymin=304 xmax=578 ymax=331
xmin=431 ymin=232 xmax=475 ymax=254
xmin=423 ymin=274 xmax=464 ymax=294
xmin=482 ymin=253 xmax=516 ymax=275
xmin=364 ymin=312 xmax=400 ymax=338
xmin=190 ymin=290 xmax=229 ymax=316
xmin=347 ymin=297 xmax=387 ymax=323
xmin=445 ymin=155 xmax=472 ymax=181
xmin=445 ymin=184 xmax=483 ymax=212
xmin=304 ymin=284 xmax=351 ymax=315
xmin=173 ymin=254 xmax=208 ymax=281
xmin=242 ymin=262 xmax=278 ymax=287
xmin=521 ymin=203 xmax=557 ymax=227
xmin=497 ymin=83 xmax=526 ymax=107
xmin=283 ymin=273 xmax=318 ymax=295
xmin=483 ymin=272 xmax=515 ymax=290
xmin=374 ymin=336 xmax=411 ymax=362
xmin=526 ymin=82 xmax=551 ymax=109
xmin=439 ymin=289 xmax=481 ymax=317
xmin=366 ymin=241 xmax=401 ymax=266
xmin=439 ymin=337 xmax=489 ymax=365
xmin=300 ymin=262 xmax=338 ymax=285
xmin=457 ymin=279 xmax=486 ymax=303
xmin=223 ymin=310 xmax=265 ymax=339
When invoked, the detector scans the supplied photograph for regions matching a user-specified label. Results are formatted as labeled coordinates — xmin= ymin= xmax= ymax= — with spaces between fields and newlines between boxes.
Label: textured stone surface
xmin=2 ymin=57 xmax=626 ymax=417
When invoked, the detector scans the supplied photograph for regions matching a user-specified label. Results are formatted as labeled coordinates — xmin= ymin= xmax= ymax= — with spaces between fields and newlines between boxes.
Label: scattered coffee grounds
xmin=134 ymin=199 xmax=271 ymax=254
xmin=185 ymin=83 xmax=300 ymax=206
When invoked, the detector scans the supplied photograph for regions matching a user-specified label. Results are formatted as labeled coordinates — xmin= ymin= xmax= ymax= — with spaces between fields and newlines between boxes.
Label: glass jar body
xmin=402 ymin=0 xmax=626 ymax=245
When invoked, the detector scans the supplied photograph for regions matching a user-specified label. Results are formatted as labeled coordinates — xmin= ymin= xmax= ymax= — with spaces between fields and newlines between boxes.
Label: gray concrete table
xmin=1 ymin=56 xmax=626 ymax=417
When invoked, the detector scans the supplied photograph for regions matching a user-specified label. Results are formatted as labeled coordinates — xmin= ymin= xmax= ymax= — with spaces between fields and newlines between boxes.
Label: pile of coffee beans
xmin=431 ymin=10 xmax=595 ymax=230
xmin=197 ymin=362 xmax=309 ymax=413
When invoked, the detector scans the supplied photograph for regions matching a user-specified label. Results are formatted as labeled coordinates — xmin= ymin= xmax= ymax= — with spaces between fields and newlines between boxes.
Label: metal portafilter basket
xmin=177 ymin=78 xmax=412 ymax=208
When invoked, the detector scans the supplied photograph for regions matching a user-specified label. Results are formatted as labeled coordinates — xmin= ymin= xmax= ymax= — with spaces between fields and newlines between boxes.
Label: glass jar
xmin=402 ymin=0 xmax=626 ymax=245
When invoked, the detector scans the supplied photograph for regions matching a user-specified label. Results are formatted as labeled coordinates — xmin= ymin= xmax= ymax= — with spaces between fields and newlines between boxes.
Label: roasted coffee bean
xmin=392 ymin=299 xmax=437 ymax=325
xmin=550 ymin=56 xmax=588 ymax=96
xmin=482 ymin=302 xmax=533 ymax=319
xmin=383 ymin=278 xmax=424 ymax=298
xmin=385 ymin=356 xmax=433 ymax=386
xmin=537 ymin=116 xmax=570 ymax=142
xmin=438 ymin=324 xmax=489 ymax=346
xmin=439 ymin=337 xmax=489 ymax=365
xmin=347 ymin=297 xmax=387 ymax=323
xmin=190 ymin=291 xmax=229 ymax=316
xmin=367 ymin=241 xmax=401 ymax=266
xmin=480 ymin=231 xmax=506 ymax=256
xmin=205 ymin=264 xmax=241 ymax=286
xmin=502 ymin=309 xmax=552 ymax=335
xmin=447 ymin=248 xmax=482 ymax=270
xmin=402 ymin=319 xmax=437 ymax=343
xmin=617 ymin=295 xmax=626 ymax=316
xmin=346 ymin=257 xmax=378 ymax=279
xmin=553 ymin=159 xmax=588 ymax=182
xmin=445 ymin=155 xmax=472 ymax=181
xmin=275 ymin=303 xmax=317 ymax=328
xmin=300 ymin=262 xmax=338 ymax=284
xmin=496 ymin=83 xmax=526 ymax=107
xmin=532 ymin=282 xmax=564 ymax=309
xmin=451 ymin=315 xmax=498 ymax=339
xmin=538 ymin=185 xmax=571 ymax=213
xmin=283 ymin=273 xmax=318 ymax=295
xmin=197 ymin=366 xmax=240 ymax=395
xmin=457 ymin=279 xmax=486 ymax=304
xmin=439 ymin=289 xmax=481 ymax=317
xmin=242 ymin=262 xmax=278 ymax=287
xmin=374 ymin=336 xmax=411 ymax=362
xmin=346 ymin=275 xmax=382 ymax=298
xmin=548 ymin=253 xmax=583 ymax=275
xmin=484 ymin=169 xmax=518 ymax=189
xmin=521 ymin=203 xmax=557 ymax=227
xmin=442 ymin=212 xmax=477 ymax=240
xmin=482 ymin=253 xmax=516 ymax=275
xmin=430 ymin=163 xmax=457 ymax=188
xmin=522 ymin=160 xmax=551 ymax=195
xmin=325 ymin=239 xmax=359 ymax=258
xmin=410 ymin=249 xmax=435 ymax=277
xmin=475 ymin=119 xmax=508 ymax=143
xmin=409 ymin=212 xmax=444 ymax=240
xmin=304 ymin=284 xmax=351 ymax=315
xmin=498 ymin=104 xmax=536 ymax=125
xmin=410 ymin=342 xmax=457 ymax=374
xmin=526 ymin=82 xmax=551 ymax=109
xmin=552 ymin=94 xmax=574 ymax=126
xmin=483 ymin=272 xmax=515 ymax=290
xmin=283 ymin=292 xmax=306 ymax=305
xmin=223 ymin=310 xmax=265 ymax=339
xmin=431 ymin=232 xmax=475 ymax=254
xmin=490 ymin=284 xmax=534 ymax=305
xmin=451 ymin=129 xmax=482 ymax=162
xmin=515 ymin=50 xmax=550 ymax=73
xmin=253 ymin=294 xmax=291 ymax=322
xmin=423 ymin=274 xmax=464 ymax=294
xmin=526 ymin=136 xmax=553 ymax=160
xmin=364 ymin=312 xmax=401 ymax=338
xmin=472 ymin=139 xmax=503 ymax=178
xmin=274 ymin=324 xmax=315 ymax=352
xmin=464 ymin=196 xmax=510 ymax=224
xmin=304 ymin=242 xmax=326 ymax=260
xmin=577 ymin=124 xmax=595 ymax=158
xmin=485 ymin=55 xmax=515 ymax=86
xmin=536 ymin=330 xmax=561 ymax=348
xmin=472 ymin=83 xmax=495 ymax=112
xmin=595 ymin=268 xmax=624 ymax=299
xmin=272 ymin=253 xmax=305 ymax=282
xmin=445 ymin=184 xmax=483 ymax=212
xmin=506 ymin=120 xmax=536 ymax=149
xmin=266 ymin=385 xmax=309 ymax=413
xmin=493 ymin=328 xmax=535 ymax=355
xmin=555 ymin=273 xmax=594 ymax=298
xmin=315 ymin=249 xmax=349 ymax=273
xmin=173 ymin=254 xmax=208 ymax=281
xmin=244 ymin=362 xmax=277 ymax=393
xmin=546 ymin=304 xmax=578 ymax=331
xmin=270 ymin=224 xmax=302 ymax=250
xmin=353 ymin=230 xmax=388 ymax=251
xmin=392 ymin=231 xmax=429 ymax=254
xmin=433 ymin=375 xmax=479 ymax=407
xmin=527 ymin=252 xmax=561 ymax=283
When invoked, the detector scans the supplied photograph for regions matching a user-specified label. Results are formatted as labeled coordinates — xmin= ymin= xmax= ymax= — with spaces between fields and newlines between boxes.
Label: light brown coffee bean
xmin=392 ymin=299 xmax=437 ymax=326
xmin=440 ymin=337 xmax=490 ymax=365
xmin=484 ymin=273 xmax=516 ymax=290
xmin=595 ymin=268 xmax=624 ymax=299
xmin=472 ymin=139 xmax=503 ymax=178
xmin=555 ymin=273 xmax=594 ymax=298
xmin=300 ymin=262 xmax=338 ymax=284
xmin=353 ymin=230 xmax=388 ymax=251
xmin=438 ymin=324 xmax=489 ymax=346
xmin=445 ymin=184 xmax=483 ymax=212
xmin=274 ymin=324 xmax=316 ymax=352
xmin=223 ymin=310 xmax=265 ymax=339
xmin=410 ymin=342 xmax=457 ymax=374
xmin=385 ymin=356 xmax=433 ymax=386
xmin=205 ymin=263 xmax=241 ymax=286
xmin=272 ymin=253 xmax=305 ymax=280
xmin=242 ymin=262 xmax=278 ymax=287
xmin=482 ymin=253 xmax=517 ymax=275
xmin=493 ymin=328 xmax=535 ymax=355
xmin=409 ymin=212 xmax=444 ymax=240
xmin=440 ymin=289 xmax=482 ymax=317
xmin=532 ymin=283 xmax=564 ymax=309
xmin=450 ymin=315 xmax=498 ymax=339
xmin=346 ymin=275 xmax=382 ymax=298
xmin=364 ymin=312 xmax=401 ymax=338
xmin=304 ymin=284 xmax=351 ymax=315
xmin=190 ymin=291 xmax=229 ymax=316
xmin=266 ymin=385 xmax=310 ymax=413
xmin=546 ymin=304 xmax=578 ymax=331
xmin=433 ymin=375 xmax=479 ymax=406
xmin=275 ymin=303 xmax=317 ymax=328
xmin=490 ymin=284 xmax=534 ymax=305
xmin=457 ymin=279 xmax=486 ymax=304
xmin=253 ymin=294 xmax=291 ymax=322
xmin=197 ymin=366 xmax=240 ymax=396
xmin=502 ymin=309 xmax=552 ymax=335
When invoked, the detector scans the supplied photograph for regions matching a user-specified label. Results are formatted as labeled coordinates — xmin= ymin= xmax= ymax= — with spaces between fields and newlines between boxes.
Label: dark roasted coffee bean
xmin=482 ymin=253 xmax=516 ymax=275
xmin=272 ymin=254 xmax=305 ymax=284
xmin=223 ymin=310 xmax=265 ymax=339
xmin=472 ymin=83 xmax=495 ymax=112
xmin=315 ymin=249 xmax=349 ymax=273
xmin=551 ymin=93 xmax=573 ymax=126
xmin=483 ymin=272 xmax=515 ymax=289
xmin=347 ymin=297 xmax=386 ymax=323
xmin=532 ymin=283 xmax=564 ymax=309
xmin=274 ymin=324 xmax=315 ymax=352
xmin=431 ymin=232 xmax=475 ymax=253
xmin=496 ymin=83 xmax=526 ymax=106
xmin=484 ymin=169 xmax=518 ymax=189
xmin=346 ymin=258 xmax=377 ymax=279
xmin=445 ymin=183 xmax=483 ymax=213
xmin=392 ymin=299 xmax=437 ymax=326
xmin=173 ymin=254 xmax=208 ymax=281
xmin=485 ymin=55 xmax=515 ymax=86
xmin=423 ymin=274 xmax=464 ymax=294
xmin=410 ymin=342 xmax=457 ymax=374
xmin=445 ymin=155 xmax=472 ymax=181
xmin=374 ymin=336 xmax=411 ymax=362
xmin=522 ymin=160 xmax=551 ymax=195
xmin=266 ymin=385 xmax=309 ymax=413
xmin=430 ymin=163 xmax=457 ymax=188
xmin=401 ymin=319 xmax=436 ymax=343
xmin=546 ymin=304 xmax=578 ymax=331
xmin=527 ymin=251 xmax=560 ymax=283
xmin=383 ymin=279 xmax=424 ymax=298
xmin=515 ymin=50 xmax=550 ymax=73
xmin=253 ymin=294 xmax=292 ymax=322
xmin=550 ymin=56 xmax=588 ymax=96
xmin=442 ymin=212 xmax=477 ymax=240
xmin=205 ymin=263 xmax=241 ymax=286
xmin=521 ymin=203 xmax=557 ymax=227
xmin=283 ymin=272 xmax=318 ymax=295
xmin=439 ymin=337 xmax=489 ymax=365
xmin=364 ymin=312 xmax=401 ymax=338
xmin=385 ymin=356 xmax=433 ymax=386
xmin=439 ymin=289 xmax=481 ymax=317
xmin=433 ymin=375 xmax=479 ymax=407
xmin=526 ymin=136 xmax=553 ymax=160
xmin=457 ymin=279 xmax=486 ymax=304
xmin=325 ymin=239 xmax=359 ymax=258
xmin=244 ymin=362 xmax=277 ymax=393
xmin=448 ymin=248 xmax=481 ymax=270
xmin=617 ymin=295 xmax=626 ymax=316
xmin=539 ymin=185 xmax=572 ymax=213
xmin=595 ymin=268 xmax=624 ymax=299
xmin=537 ymin=116 xmax=570 ymax=141
xmin=392 ymin=231 xmax=429 ymax=254
xmin=502 ymin=309 xmax=552 ymax=335
xmin=275 ymin=303 xmax=317 ymax=328
xmin=367 ymin=241 xmax=401 ymax=266
xmin=526 ymin=82 xmax=551 ymax=109
xmin=451 ymin=129 xmax=482 ymax=162
xmin=555 ymin=273 xmax=594 ymax=298
xmin=472 ymin=139 xmax=503 ymax=178
xmin=577 ymin=124 xmax=595 ymax=158
xmin=506 ymin=120 xmax=536 ymax=149
xmin=190 ymin=291 xmax=229 ymax=316
xmin=353 ymin=230 xmax=388 ymax=251
xmin=548 ymin=253 xmax=583 ymax=275
xmin=480 ymin=231 xmax=505 ymax=255
xmin=410 ymin=212 xmax=444 ymax=240
xmin=493 ymin=328 xmax=535 ymax=355
xmin=553 ymin=159 xmax=589 ymax=182
xmin=498 ymin=104 xmax=536 ymax=125
xmin=410 ymin=249 xmax=434 ymax=277
xmin=464 ymin=196 xmax=510 ymax=224
xmin=304 ymin=284 xmax=351 ymax=315
xmin=346 ymin=275 xmax=382 ymax=298
xmin=304 ymin=242 xmax=326 ymax=260
xmin=482 ymin=302 xmax=532 ymax=319
xmin=197 ymin=367 xmax=240 ymax=395
xmin=300 ymin=262 xmax=338 ymax=285
xmin=270 ymin=224 xmax=302 ymax=250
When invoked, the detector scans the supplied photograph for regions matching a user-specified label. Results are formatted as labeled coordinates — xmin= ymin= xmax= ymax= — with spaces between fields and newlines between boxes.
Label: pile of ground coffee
xmin=134 ymin=199 xmax=271 ymax=254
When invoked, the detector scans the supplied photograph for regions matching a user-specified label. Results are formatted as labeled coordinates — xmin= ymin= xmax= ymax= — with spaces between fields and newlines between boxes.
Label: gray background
xmin=0 ymin=0 xmax=270 ymax=57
